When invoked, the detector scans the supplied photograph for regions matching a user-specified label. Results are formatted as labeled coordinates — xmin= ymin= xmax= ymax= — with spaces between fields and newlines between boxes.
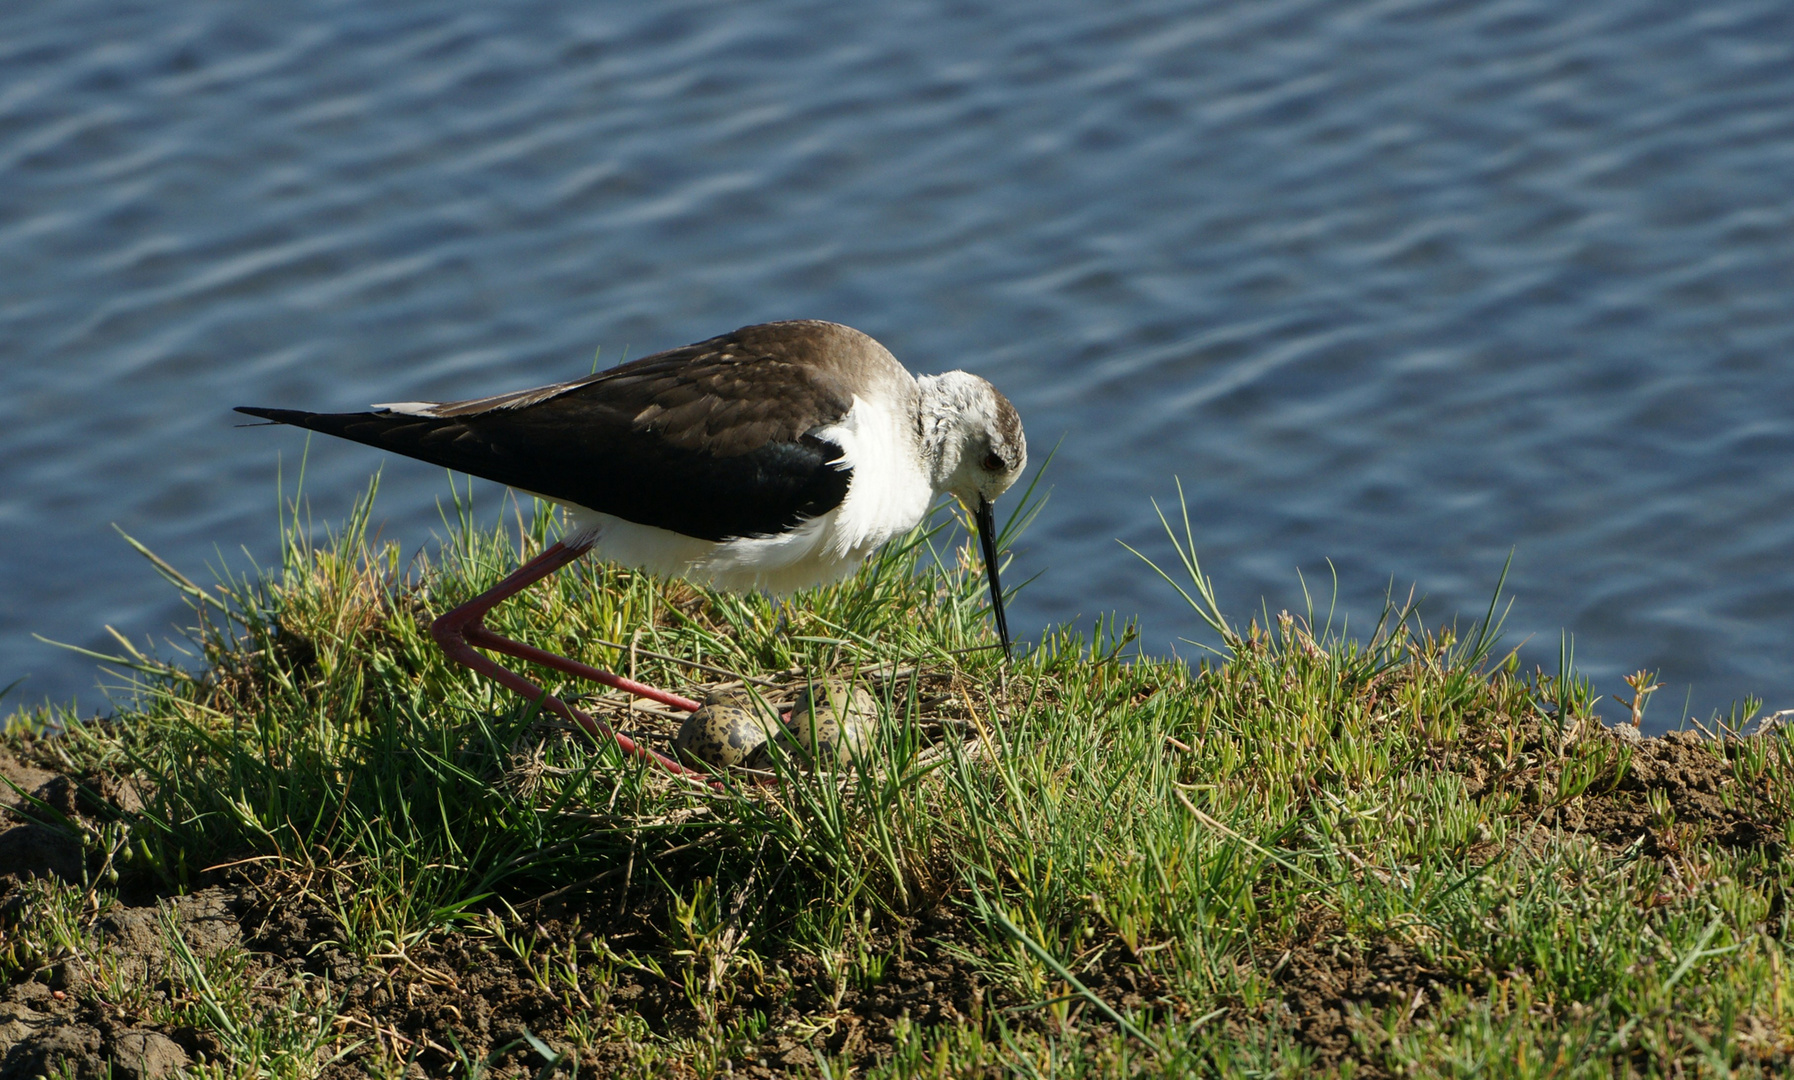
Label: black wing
xmin=236 ymin=323 xmax=861 ymax=542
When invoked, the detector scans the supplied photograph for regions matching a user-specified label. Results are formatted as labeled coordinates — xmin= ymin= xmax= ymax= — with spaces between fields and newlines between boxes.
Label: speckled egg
xmin=760 ymin=680 xmax=878 ymax=770
xmin=673 ymin=690 xmax=778 ymax=770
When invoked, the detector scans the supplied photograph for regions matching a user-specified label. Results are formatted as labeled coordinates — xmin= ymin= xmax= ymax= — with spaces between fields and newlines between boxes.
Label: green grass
xmin=4 ymin=474 xmax=1794 ymax=1078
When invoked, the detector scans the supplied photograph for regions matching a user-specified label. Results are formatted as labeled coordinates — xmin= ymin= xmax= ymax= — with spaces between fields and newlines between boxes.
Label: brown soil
xmin=2 ymin=873 xmax=1174 ymax=1078
xmin=1260 ymin=717 xmax=1794 ymax=1077
xmin=7 ymin=712 xmax=1788 ymax=1078
xmin=0 ymin=890 xmax=237 ymax=1080
xmin=301 ymin=896 xmax=1171 ymax=1077
xmin=1440 ymin=720 xmax=1788 ymax=854
xmin=0 ymin=750 xmax=86 ymax=888
xmin=1 ymin=744 xmax=1174 ymax=1078
xmin=1273 ymin=928 xmax=1459 ymax=1076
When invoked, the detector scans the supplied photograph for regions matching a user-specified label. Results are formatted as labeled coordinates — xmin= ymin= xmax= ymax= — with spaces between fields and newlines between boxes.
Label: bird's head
xmin=918 ymin=371 xmax=1028 ymax=508
xmin=917 ymin=371 xmax=1028 ymax=657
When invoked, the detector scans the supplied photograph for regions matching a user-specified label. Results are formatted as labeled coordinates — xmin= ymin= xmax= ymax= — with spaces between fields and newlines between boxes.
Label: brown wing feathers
xmin=236 ymin=327 xmax=859 ymax=542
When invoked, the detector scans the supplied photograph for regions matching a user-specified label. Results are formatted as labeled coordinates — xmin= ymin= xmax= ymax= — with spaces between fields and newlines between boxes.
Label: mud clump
xmin=1 ymin=743 xmax=1173 ymax=1077
xmin=7 ymin=874 xmax=1168 ymax=1078
xmin=1266 ymin=721 xmax=1790 ymax=1075
xmin=1440 ymin=721 xmax=1787 ymax=853
xmin=0 ymin=891 xmax=235 ymax=1080
xmin=297 ymin=896 xmax=1169 ymax=1077
xmin=1269 ymin=930 xmax=1459 ymax=1077
xmin=0 ymin=752 xmax=88 ymax=886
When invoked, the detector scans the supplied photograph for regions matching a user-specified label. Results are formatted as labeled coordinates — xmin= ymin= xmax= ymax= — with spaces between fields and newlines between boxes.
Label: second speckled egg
xmin=767 ymin=680 xmax=878 ymax=769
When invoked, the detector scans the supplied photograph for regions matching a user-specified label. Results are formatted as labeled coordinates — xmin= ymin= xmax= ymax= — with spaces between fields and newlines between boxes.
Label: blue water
xmin=5 ymin=0 xmax=1793 ymax=731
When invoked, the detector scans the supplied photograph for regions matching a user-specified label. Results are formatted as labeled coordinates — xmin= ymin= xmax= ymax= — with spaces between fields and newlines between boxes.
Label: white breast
xmin=563 ymin=395 xmax=935 ymax=596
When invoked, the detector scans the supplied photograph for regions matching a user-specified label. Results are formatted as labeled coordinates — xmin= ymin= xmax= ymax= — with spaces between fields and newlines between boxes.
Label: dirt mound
xmin=1264 ymin=720 xmax=1791 ymax=1075
xmin=2 ymin=718 xmax=1177 ymax=1078
xmin=13 ymin=886 xmax=1160 ymax=1077
xmin=12 ymin=698 xmax=1784 ymax=1076
xmin=1441 ymin=720 xmax=1786 ymax=852
xmin=0 ymin=889 xmax=239 ymax=1080
xmin=274 ymin=890 xmax=1168 ymax=1077
xmin=0 ymin=752 xmax=88 ymax=886
xmin=1269 ymin=931 xmax=1458 ymax=1076
xmin=6 ymin=864 xmax=1167 ymax=1077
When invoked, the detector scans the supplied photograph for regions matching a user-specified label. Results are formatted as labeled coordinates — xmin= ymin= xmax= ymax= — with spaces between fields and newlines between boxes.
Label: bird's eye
xmin=982 ymin=451 xmax=1006 ymax=472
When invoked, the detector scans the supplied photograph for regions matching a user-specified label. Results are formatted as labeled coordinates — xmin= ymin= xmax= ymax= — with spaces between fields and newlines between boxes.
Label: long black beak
xmin=975 ymin=496 xmax=1012 ymax=659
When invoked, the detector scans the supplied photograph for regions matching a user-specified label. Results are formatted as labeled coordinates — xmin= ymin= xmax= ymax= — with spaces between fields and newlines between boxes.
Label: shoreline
xmin=4 ymin=487 xmax=1791 ymax=1077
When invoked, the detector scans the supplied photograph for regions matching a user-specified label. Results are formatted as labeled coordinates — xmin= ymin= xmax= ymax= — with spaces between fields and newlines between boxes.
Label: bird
xmin=236 ymin=319 xmax=1028 ymax=779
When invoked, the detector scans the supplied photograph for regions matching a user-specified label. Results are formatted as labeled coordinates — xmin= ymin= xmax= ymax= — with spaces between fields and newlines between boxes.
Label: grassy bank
xmin=3 ymin=480 xmax=1793 ymax=1078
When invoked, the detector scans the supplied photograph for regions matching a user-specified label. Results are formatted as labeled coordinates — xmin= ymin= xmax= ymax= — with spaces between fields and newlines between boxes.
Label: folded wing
xmin=237 ymin=326 xmax=858 ymax=543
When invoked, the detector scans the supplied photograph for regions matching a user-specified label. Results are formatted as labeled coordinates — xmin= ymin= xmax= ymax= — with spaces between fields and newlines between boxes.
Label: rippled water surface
xmin=5 ymin=0 xmax=1793 ymax=729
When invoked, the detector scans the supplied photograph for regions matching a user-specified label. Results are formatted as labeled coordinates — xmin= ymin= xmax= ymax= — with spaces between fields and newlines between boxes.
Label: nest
xmin=501 ymin=658 xmax=1003 ymax=803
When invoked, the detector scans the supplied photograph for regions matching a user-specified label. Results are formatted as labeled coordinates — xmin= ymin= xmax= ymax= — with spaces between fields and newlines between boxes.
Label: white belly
xmin=562 ymin=393 xmax=935 ymax=595
xmin=560 ymin=507 xmax=840 ymax=594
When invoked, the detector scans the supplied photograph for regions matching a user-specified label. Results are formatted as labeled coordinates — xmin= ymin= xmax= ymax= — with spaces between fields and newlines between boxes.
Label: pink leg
xmin=462 ymin=625 xmax=702 ymax=714
xmin=430 ymin=540 xmax=705 ymax=778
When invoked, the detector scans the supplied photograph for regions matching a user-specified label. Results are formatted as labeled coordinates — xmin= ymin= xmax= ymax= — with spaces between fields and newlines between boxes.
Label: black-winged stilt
xmin=236 ymin=320 xmax=1027 ymax=779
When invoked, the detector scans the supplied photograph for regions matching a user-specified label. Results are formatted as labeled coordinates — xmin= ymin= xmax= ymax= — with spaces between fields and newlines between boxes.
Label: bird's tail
xmin=232 ymin=405 xmax=497 ymax=480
